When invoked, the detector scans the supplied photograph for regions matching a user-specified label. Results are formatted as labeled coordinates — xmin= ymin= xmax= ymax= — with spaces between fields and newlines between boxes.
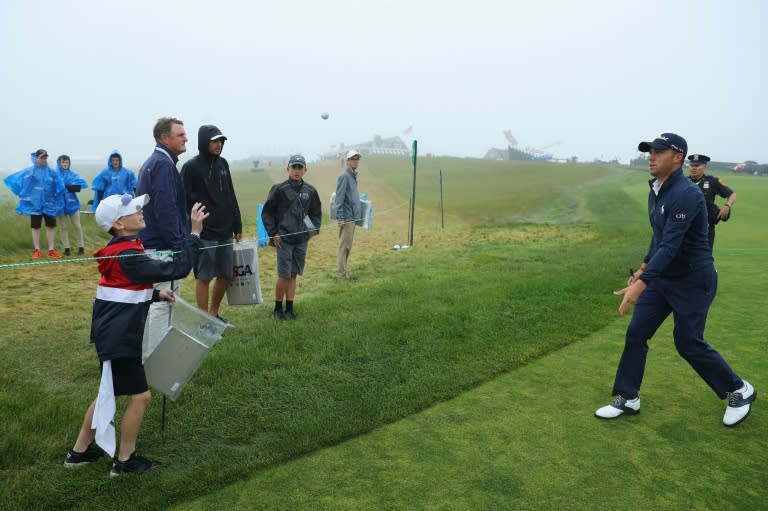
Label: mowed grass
xmin=176 ymin=172 xmax=768 ymax=511
xmin=0 ymin=160 xmax=765 ymax=510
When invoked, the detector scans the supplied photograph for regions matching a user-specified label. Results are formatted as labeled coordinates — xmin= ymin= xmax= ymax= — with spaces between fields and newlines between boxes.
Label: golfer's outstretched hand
xmin=614 ymin=279 xmax=647 ymax=316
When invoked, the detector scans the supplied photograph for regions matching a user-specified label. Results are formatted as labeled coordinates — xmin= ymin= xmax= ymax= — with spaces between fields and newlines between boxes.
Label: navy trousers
xmin=612 ymin=266 xmax=741 ymax=400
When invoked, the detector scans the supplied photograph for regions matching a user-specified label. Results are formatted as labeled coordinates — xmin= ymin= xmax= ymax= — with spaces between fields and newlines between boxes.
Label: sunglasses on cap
xmin=349 ymin=155 xmax=360 ymax=160
xmin=290 ymin=164 xmax=305 ymax=170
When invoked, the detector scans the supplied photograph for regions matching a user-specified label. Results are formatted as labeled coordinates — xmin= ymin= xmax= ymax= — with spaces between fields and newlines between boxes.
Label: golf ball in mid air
xmin=321 ymin=112 xmax=330 ymax=120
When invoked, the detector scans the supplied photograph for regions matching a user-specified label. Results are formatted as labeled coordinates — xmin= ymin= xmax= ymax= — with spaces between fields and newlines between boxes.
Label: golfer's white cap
xmin=346 ymin=149 xmax=360 ymax=160
xmin=95 ymin=194 xmax=150 ymax=231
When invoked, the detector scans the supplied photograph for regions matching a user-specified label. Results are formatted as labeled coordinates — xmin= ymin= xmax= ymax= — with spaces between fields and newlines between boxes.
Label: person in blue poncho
xmin=91 ymin=150 xmax=137 ymax=210
xmin=56 ymin=154 xmax=89 ymax=256
xmin=3 ymin=149 xmax=66 ymax=259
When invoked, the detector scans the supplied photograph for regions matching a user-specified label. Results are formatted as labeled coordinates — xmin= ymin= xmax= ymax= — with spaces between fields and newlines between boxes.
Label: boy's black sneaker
xmin=77 ymin=247 xmax=85 ymax=255
xmin=64 ymin=248 xmax=71 ymax=256
xmin=64 ymin=444 xmax=106 ymax=467
xmin=110 ymin=452 xmax=158 ymax=476
xmin=272 ymin=309 xmax=285 ymax=320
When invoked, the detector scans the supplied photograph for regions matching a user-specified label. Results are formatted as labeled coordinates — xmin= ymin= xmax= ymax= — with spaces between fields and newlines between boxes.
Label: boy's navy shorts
xmin=102 ymin=358 xmax=149 ymax=396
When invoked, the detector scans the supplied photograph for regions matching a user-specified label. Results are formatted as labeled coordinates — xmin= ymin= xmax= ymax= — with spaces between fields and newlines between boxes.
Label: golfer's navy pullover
xmin=640 ymin=168 xmax=713 ymax=283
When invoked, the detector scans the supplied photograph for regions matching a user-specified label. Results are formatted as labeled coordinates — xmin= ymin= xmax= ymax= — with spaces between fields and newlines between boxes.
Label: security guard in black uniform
xmin=688 ymin=153 xmax=736 ymax=248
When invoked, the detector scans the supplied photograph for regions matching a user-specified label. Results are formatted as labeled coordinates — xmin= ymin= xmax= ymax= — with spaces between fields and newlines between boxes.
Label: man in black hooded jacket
xmin=181 ymin=125 xmax=242 ymax=321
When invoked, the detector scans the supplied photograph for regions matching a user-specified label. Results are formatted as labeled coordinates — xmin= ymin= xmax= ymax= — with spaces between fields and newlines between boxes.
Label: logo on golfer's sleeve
xmin=674 ymin=211 xmax=687 ymax=221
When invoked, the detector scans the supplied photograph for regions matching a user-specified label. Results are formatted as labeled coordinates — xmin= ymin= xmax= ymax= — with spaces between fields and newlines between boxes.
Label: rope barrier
xmin=0 ymin=201 xmax=411 ymax=270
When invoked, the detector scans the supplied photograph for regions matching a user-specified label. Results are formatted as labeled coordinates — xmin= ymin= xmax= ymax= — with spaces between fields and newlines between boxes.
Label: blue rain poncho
xmin=56 ymin=156 xmax=89 ymax=215
xmin=91 ymin=150 xmax=137 ymax=209
xmin=3 ymin=152 xmax=66 ymax=217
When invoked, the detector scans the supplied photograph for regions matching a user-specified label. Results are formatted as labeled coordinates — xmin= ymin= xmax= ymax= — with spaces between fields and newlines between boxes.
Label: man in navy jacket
xmin=595 ymin=133 xmax=755 ymax=427
xmin=136 ymin=117 xmax=190 ymax=358
xmin=137 ymin=117 xmax=190 ymax=250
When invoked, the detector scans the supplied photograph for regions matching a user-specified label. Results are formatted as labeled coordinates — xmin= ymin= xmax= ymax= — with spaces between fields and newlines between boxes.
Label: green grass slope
xmin=179 ymin=172 xmax=768 ymax=511
xmin=1 ymin=160 xmax=764 ymax=510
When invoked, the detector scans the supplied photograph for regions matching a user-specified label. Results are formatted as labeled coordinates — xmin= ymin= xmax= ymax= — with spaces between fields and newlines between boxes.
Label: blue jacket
xmin=640 ymin=168 xmax=713 ymax=283
xmin=136 ymin=144 xmax=190 ymax=250
xmin=56 ymin=156 xmax=88 ymax=215
xmin=3 ymin=152 xmax=65 ymax=217
xmin=91 ymin=150 xmax=137 ymax=210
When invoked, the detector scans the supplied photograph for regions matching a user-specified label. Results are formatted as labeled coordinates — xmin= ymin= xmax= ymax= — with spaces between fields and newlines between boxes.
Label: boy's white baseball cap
xmin=95 ymin=194 xmax=150 ymax=231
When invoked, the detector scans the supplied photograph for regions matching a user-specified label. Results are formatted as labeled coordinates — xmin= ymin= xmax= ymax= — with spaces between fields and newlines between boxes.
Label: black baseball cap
xmin=35 ymin=149 xmax=48 ymax=158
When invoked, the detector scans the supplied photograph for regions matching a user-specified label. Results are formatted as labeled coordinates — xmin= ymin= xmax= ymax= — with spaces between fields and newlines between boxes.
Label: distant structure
xmin=732 ymin=160 xmax=768 ymax=175
xmin=484 ymin=146 xmax=534 ymax=161
xmin=321 ymin=135 xmax=410 ymax=160
xmin=484 ymin=131 xmax=559 ymax=161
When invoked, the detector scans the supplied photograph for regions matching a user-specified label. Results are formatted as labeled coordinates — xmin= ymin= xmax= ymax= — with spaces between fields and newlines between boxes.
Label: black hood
xmin=197 ymin=125 xmax=227 ymax=155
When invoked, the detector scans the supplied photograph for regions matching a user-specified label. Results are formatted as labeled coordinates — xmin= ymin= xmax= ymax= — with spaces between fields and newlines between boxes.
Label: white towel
xmin=92 ymin=361 xmax=116 ymax=457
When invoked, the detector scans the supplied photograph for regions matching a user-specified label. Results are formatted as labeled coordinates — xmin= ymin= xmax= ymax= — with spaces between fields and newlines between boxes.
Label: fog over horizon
xmin=1 ymin=0 xmax=766 ymax=173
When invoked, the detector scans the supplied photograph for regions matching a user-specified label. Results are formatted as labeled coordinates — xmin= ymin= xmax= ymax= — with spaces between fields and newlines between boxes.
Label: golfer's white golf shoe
xmin=595 ymin=396 xmax=640 ymax=419
xmin=723 ymin=380 xmax=756 ymax=427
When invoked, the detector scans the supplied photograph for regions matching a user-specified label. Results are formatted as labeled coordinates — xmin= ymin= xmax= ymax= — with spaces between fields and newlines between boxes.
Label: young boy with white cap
xmin=64 ymin=193 xmax=207 ymax=476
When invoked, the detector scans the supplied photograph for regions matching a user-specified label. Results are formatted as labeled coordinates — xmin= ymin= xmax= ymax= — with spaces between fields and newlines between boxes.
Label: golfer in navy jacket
xmin=595 ymin=133 xmax=755 ymax=427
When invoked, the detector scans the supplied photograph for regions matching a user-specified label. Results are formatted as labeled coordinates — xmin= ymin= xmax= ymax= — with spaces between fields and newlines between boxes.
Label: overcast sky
xmin=1 ymin=0 xmax=765 ymax=171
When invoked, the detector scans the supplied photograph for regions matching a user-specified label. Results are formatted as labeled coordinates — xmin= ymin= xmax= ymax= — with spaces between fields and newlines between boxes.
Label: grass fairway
xmin=1 ymin=160 xmax=765 ymax=510
xmin=176 ymin=172 xmax=767 ymax=510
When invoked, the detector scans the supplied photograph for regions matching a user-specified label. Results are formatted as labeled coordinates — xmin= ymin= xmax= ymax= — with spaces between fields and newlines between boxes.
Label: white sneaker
xmin=723 ymin=380 xmax=756 ymax=427
xmin=595 ymin=396 xmax=640 ymax=419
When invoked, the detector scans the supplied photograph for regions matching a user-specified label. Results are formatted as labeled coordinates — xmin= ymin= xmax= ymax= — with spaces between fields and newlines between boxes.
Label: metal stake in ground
xmin=409 ymin=140 xmax=418 ymax=246
xmin=439 ymin=169 xmax=444 ymax=230
xmin=161 ymin=279 xmax=176 ymax=436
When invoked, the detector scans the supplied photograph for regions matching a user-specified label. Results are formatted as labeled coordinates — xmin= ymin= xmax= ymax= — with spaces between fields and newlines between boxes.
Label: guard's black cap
xmin=688 ymin=154 xmax=711 ymax=165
